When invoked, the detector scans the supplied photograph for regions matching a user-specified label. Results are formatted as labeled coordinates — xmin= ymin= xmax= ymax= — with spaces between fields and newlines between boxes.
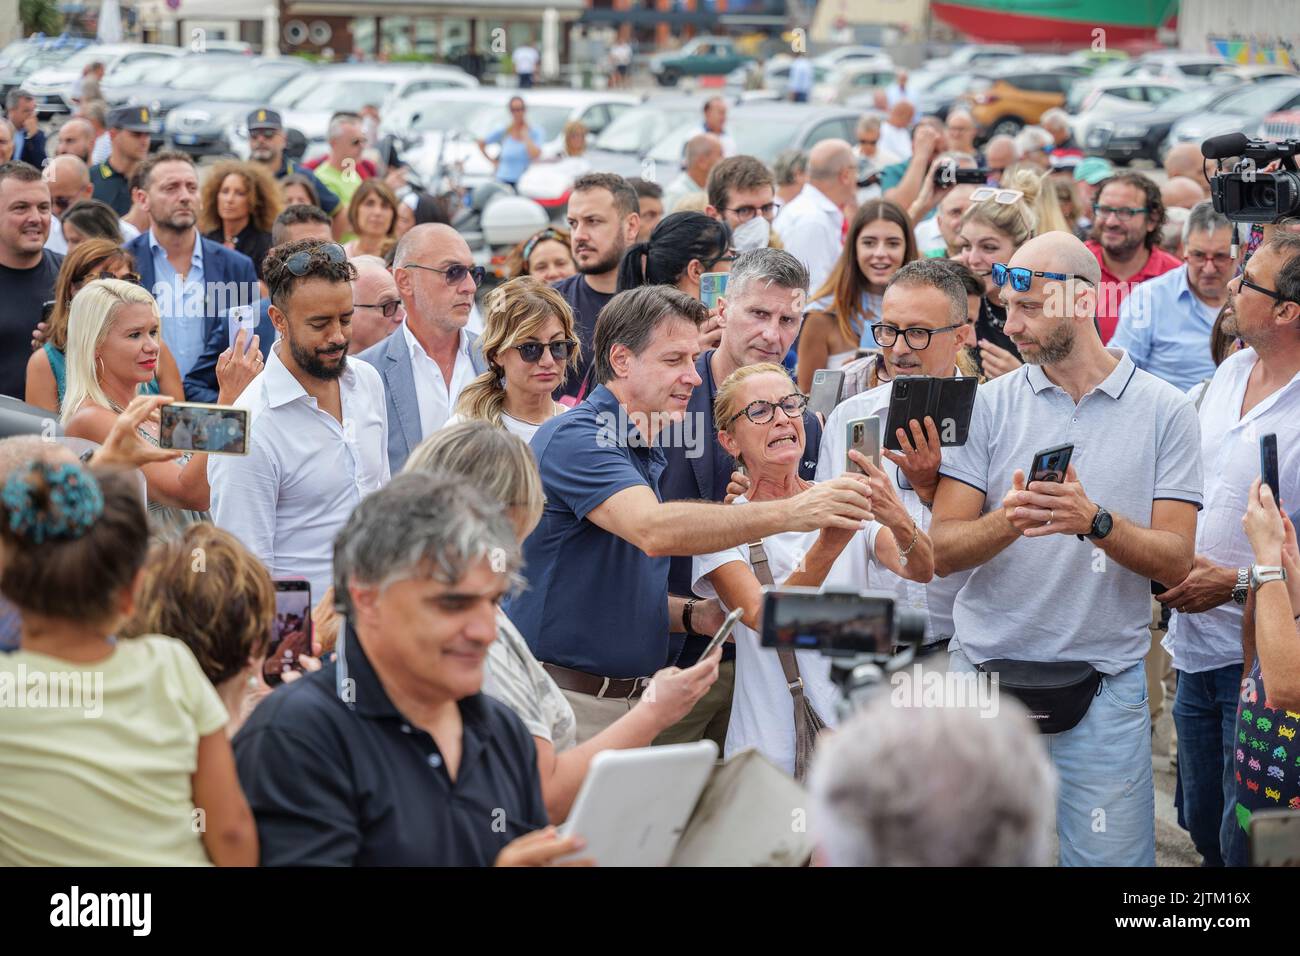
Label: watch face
xmin=1094 ymin=510 xmax=1113 ymax=537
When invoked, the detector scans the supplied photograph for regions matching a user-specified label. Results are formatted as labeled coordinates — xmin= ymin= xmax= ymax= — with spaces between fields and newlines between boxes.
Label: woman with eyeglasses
xmin=797 ymin=199 xmax=917 ymax=394
xmin=692 ymin=363 xmax=932 ymax=777
xmin=343 ymin=179 xmax=400 ymax=260
xmin=953 ymin=168 xmax=1057 ymax=380
xmin=448 ymin=276 xmax=579 ymax=442
xmin=199 ymin=160 xmax=281 ymax=282
xmin=478 ymin=97 xmax=544 ymax=188
xmin=26 ymin=240 xmax=184 ymax=413
xmin=506 ymin=227 xmax=576 ymax=283
xmin=61 ymin=279 xmax=263 ymax=540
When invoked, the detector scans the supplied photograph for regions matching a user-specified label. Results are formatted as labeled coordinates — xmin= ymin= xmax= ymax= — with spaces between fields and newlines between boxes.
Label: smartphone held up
xmin=159 ymin=403 xmax=249 ymax=455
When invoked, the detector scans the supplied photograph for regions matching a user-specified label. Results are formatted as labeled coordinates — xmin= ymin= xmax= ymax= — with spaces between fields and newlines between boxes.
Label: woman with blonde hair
xmin=401 ymin=420 xmax=718 ymax=822
xmin=797 ymin=198 xmax=918 ymax=393
xmin=343 ymin=179 xmax=400 ymax=259
xmin=952 ymin=168 xmax=1064 ymax=379
xmin=448 ymin=276 xmax=580 ymax=442
xmin=25 ymin=239 xmax=183 ymax=412
xmin=62 ymin=279 xmax=262 ymax=537
xmin=199 ymin=160 xmax=282 ymax=281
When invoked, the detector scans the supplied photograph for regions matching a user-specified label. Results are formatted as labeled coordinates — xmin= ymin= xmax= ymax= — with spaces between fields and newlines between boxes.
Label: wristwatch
xmin=1250 ymin=565 xmax=1288 ymax=592
xmin=683 ymin=598 xmax=705 ymax=638
xmin=1077 ymin=505 xmax=1113 ymax=542
xmin=1232 ymin=567 xmax=1251 ymax=605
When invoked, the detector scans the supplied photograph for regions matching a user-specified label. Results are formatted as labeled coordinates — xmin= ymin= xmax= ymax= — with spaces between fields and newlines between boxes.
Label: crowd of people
xmin=1 ymin=71 xmax=1299 ymax=871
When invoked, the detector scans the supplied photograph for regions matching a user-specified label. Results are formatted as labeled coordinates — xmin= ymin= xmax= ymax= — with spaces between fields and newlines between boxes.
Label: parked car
xmin=847 ymin=69 xmax=978 ymax=121
xmin=1211 ymin=64 xmax=1298 ymax=85
xmin=1166 ymin=77 xmax=1300 ymax=154
xmin=228 ymin=63 xmax=478 ymax=162
xmin=103 ymin=54 xmax=257 ymax=146
xmin=925 ymin=44 xmax=1022 ymax=73
xmin=165 ymin=58 xmax=315 ymax=157
xmin=1068 ymin=78 xmax=1190 ymax=153
xmin=1080 ymin=82 xmax=1247 ymax=164
xmin=582 ymin=95 xmax=712 ymax=180
xmin=957 ymin=70 xmax=1078 ymax=138
xmin=812 ymin=61 xmax=897 ymax=105
xmin=1261 ymin=109 xmax=1300 ymax=142
xmin=650 ymin=36 xmax=753 ymax=87
xmin=23 ymin=43 xmax=185 ymax=118
xmin=0 ymin=36 xmax=89 ymax=102
xmin=813 ymin=46 xmax=892 ymax=71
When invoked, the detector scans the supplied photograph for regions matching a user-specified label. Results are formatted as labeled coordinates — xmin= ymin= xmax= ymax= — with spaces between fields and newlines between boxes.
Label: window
xmin=805 ymin=119 xmax=847 ymax=147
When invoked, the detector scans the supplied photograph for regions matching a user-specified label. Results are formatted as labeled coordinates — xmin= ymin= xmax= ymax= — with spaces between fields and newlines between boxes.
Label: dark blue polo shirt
xmin=507 ymin=384 xmax=669 ymax=679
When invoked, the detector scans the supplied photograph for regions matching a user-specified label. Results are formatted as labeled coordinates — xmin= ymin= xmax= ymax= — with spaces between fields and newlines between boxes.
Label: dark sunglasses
xmin=284 ymin=242 xmax=346 ymax=276
xmin=726 ymin=392 xmax=807 ymax=427
xmin=249 ymin=128 xmax=278 ymax=140
xmin=870 ymin=322 xmax=964 ymax=350
xmin=52 ymin=195 xmax=76 ymax=212
xmin=355 ymin=298 xmax=402 ymax=317
xmin=405 ymin=262 xmax=486 ymax=287
xmin=992 ymin=262 xmax=1094 ymax=292
xmin=512 ymin=340 xmax=577 ymax=363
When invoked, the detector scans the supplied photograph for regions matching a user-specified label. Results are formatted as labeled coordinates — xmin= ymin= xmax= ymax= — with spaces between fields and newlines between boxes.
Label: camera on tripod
xmin=1201 ymin=132 xmax=1300 ymax=224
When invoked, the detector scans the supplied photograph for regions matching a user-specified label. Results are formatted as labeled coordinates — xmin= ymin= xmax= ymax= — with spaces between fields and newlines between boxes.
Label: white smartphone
xmin=227 ymin=304 xmax=257 ymax=352
xmin=699 ymin=606 xmax=744 ymax=659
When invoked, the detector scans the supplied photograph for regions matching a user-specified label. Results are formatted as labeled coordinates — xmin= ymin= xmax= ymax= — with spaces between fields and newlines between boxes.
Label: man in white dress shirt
xmin=773 ymin=138 xmax=856 ymax=307
xmin=210 ymin=239 xmax=390 ymax=598
xmin=818 ymin=259 xmax=977 ymax=654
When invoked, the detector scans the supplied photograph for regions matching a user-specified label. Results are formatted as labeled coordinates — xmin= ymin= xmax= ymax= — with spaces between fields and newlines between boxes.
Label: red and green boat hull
xmin=931 ymin=0 xmax=1179 ymax=45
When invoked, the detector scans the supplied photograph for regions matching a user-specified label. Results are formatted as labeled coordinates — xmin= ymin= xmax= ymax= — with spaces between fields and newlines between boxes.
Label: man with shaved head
xmin=983 ymin=134 xmax=1021 ymax=186
xmin=663 ymin=133 xmax=723 ymax=214
xmin=1161 ymin=175 xmax=1205 ymax=211
xmin=55 ymin=118 xmax=94 ymax=163
xmin=349 ymin=254 xmax=405 ymax=354
xmin=1164 ymin=142 xmax=1212 ymax=196
xmin=930 ymin=230 xmax=1203 ymax=867
xmin=357 ymin=223 xmax=488 ymax=473
xmin=42 ymin=155 xmax=93 ymax=254
xmin=774 ymin=138 xmax=857 ymax=304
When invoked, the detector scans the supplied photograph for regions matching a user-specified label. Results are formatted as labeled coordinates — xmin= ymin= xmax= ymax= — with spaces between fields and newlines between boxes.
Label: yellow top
xmin=0 ymin=634 xmax=228 ymax=866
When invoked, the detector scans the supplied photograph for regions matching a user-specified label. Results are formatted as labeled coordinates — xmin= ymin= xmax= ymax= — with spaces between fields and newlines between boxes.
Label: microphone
xmin=1201 ymin=132 xmax=1249 ymax=160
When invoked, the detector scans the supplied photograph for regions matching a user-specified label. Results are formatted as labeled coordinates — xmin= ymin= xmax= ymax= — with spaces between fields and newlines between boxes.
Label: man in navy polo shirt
xmin=656 ymin=247 xmax=819 ymax=747
xmin=507 ymin=284 xmax=876 ymax=742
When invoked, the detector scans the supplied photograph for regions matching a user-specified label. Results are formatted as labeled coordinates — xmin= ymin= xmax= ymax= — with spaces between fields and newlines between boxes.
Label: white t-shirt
xmin=444 ymin=405 xmax=565 ymax=444
xmin=514 ymin=46 xmax=540 ymax=75
xmin=692 ymin=498 xmax=880 ymax=776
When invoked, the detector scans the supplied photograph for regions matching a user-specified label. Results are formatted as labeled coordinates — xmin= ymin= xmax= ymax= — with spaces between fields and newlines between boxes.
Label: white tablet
xmin=558 ymin=740 xmax=718 ymax=867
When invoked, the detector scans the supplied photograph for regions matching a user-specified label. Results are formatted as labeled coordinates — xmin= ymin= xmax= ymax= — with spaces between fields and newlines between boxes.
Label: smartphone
xmin=700 ymin=272 xmax=729 ymax=309
xmin=227 ymin=304 xmax=258 ymax=352
xmin=699 ymin=606 xmax=744 ymax=659
xmin=845 ymin=416 xmax=881 ymax=474
xmin=41 ymin=299 xmax=55 ymax=324
xmin=1029 ymin=444 xmax=1074 ymax=484
xmin=159 ymin=402 xmax=249 ymax=455
xmin=883 ymin=375 xmax=978 ymax=451
xmin=807 ymin=369 xmax=845 ymax=419
xmin=1261 ymin=433 xmax=1280 ymax=504
xmin=760 ymin=586 xmax=895 ymax=657
xmin=1250 ymin=808 xmax=1300 ymax=866
xmin=265 ymin=578 xmax=313 ymax=686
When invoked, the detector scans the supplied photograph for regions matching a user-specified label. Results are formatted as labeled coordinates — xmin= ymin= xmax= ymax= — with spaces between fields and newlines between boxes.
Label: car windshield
xmin=595 ymin=105 xmax=699 ymax=153
xmin=647 ymin=115 xmax=803 ymax=164
xmin=278 ymin=78 xmax=395 ymax=111
xmin=1157 ymin=85 xmax=1230 ymax=113
xmin=927 ymin=72 xmax=975 ymax=97
xmin=62 ymin=47 xmax=116 ymax=71
xmin=111 ymin=56 xmax=186 ymax=86
xmin=167 ymin=59 xmax=249 ymax=91
xmin=1215 ymin=81 xmax=1300 ymax=114
xmin=209 ymin=67 xmax=305 ymax=101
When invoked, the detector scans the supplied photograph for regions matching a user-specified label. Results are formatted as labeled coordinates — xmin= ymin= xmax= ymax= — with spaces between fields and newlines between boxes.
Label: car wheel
xmin=990 ymin=117 xmax=1023 ymax=138
xmin=658 ymin=69 xmax=680 ymax=87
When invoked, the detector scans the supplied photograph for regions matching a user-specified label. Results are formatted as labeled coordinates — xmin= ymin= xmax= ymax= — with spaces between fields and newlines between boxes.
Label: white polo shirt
xmin=209 ymin=344 xmax=390 ymax=598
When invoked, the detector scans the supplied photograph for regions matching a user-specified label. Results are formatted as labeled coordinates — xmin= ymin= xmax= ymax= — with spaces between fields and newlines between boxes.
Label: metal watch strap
xmin=1233 ymin=567 xmax=1251 ymax=605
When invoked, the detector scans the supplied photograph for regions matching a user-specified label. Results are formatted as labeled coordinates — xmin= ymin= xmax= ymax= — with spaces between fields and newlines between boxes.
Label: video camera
xmin=759 ymin=586 xmax=927 ymax=716
xmin=1201 ymin=132 xmax=1300 ymax=224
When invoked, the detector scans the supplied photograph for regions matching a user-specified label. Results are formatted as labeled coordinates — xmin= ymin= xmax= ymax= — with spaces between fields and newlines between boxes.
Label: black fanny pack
xmin=976 ymin=659 xmax=1102 ymax=734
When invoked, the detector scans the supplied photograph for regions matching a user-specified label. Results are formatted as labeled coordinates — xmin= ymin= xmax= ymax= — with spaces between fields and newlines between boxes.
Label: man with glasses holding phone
xmin=1085 ymin=172 xmax=1180 ymax=343
xmin=1112 ymin=201 xmax=1235 ymax=393
xmin=358 ymin=223 xmax=488 ymax=473
xmin=931 ymin=231 xmax=1202 ymax=866
xmin=210 ymin=238 xmax=390 ymax=600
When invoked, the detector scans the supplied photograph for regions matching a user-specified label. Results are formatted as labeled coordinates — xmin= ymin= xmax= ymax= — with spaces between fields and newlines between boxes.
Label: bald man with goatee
xmin=357 ymin=223 xmax=489 ymax=473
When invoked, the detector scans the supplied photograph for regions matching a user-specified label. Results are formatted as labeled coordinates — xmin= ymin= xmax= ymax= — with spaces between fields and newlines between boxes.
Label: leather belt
xmin=915 ymin=638 xmax=952 ymax=659
xmin=543 ymin=662 xmax=649 ymax=701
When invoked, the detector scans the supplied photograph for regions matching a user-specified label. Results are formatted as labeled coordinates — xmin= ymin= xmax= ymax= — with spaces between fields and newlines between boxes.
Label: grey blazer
xmin=357 ymin=326 xmax=488 ymax=475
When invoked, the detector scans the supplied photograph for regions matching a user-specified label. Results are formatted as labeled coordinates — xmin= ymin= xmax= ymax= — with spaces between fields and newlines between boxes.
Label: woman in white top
xmin=447 ymin=276 xmax=578 ymax=443
xmin=692 ymin=363 xmax=934 ymax=776
xmin=402 ymin=420 xmax=719 ymax=823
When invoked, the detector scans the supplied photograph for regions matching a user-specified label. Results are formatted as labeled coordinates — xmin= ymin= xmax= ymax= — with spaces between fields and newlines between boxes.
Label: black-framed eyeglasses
xmin=870 ymin=322 xmax=965 ymax=350
xmin=726 ymin=392 xmax=807 ymax=427
xmin=1237 ymin=273 xmax=1284 ymax=302
xmin=283 ymin=242 xmax=346 ymax=276
xmin=992 ymin=263 xmax=1095 ymax=292
xmin=724 ymin=202 xmax=778 ymax=222
xmin=404 ymin=262 xmax=486 ymax=287
xmin=512 ymin=339 xmax=577 ymax=363
xmin=355 ymin=298 xmax=402 ymax=317
xmin=704 ymin=253 xmax=736 ymax=270
xmin=1093 ymin=203 xmax=1148 ymax=221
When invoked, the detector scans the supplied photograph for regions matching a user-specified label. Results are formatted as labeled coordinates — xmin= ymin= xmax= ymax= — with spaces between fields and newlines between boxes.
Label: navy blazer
xmin=126 ymin=232 xmax=260 ymax=403
xmin=183 ymin=298 xmax=276 ymax=403
xmin=357 ymin=324 xmax=488 ymax=475
xmin=15 ymin=129 xmax=45 ymax=168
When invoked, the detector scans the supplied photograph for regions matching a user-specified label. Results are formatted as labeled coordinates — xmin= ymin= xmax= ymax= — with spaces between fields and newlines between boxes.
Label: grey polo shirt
xmin=938 ymin=348 xmax=1203 ymax=674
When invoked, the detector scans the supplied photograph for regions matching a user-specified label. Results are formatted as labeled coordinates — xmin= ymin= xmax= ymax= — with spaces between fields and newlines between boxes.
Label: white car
xmin=227 ymin=63 xmax=478 ymax=162
xmin=1069 ymin=78 xmax=1190 ymax=147
xmin=23 ymin=43 xmax=184 ymax=117
xmin=813 ymin=46 xmax=893 ymax=71
xmin=812 ymin=60 xmax=897 ymax=105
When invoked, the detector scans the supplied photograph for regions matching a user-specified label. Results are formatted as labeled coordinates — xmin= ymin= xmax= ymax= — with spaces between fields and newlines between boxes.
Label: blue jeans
xmin=1172 ymin=664 xmax=1240 ymax=866
xmin=951 ymin=647 xmax=1155 ymax=866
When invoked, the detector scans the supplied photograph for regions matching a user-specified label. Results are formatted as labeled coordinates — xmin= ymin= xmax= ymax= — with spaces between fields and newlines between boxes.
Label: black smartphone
xmin=883 ymin=375 xmax=978 ymax=451
xmin=41 ymin=300 xmax=55 ymax=324
xmin=760 ymin=586 xmax=895 ymax=657
xmin=1261 ymin=433 xmax=1280 ymax=504
xmin=265 ymin=578 xmax=312 ymax=686
xmin=807 ymin=369 xmax=845 ymax=419
xmin=1029 ymin=444 xmax=1074 ymax=484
